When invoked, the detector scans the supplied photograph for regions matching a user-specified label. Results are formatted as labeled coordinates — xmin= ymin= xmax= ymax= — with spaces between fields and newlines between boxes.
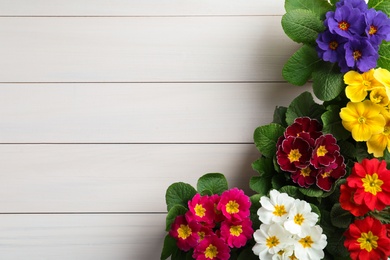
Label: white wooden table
xmin=0 ymin=1 xmax=309 ymax=259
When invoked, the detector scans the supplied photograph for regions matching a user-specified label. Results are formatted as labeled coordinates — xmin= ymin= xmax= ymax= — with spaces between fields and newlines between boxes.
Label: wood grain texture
xmin=0 ymin=0 xmax=284 ymax=16
xmin=0 ymin=16 xmax=298 ymax=83
xmin=0 ymin=144 xmax=260 ymax=213
xmin=0 ymin=83 xmax=311 ymax=143
xmin=0 ymin=213 xmax=166 ymax=260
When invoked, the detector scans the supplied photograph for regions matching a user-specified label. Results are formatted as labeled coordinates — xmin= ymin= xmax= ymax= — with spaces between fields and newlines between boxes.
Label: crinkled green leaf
xmin=309 ymin=203 xmax=321 ymax=223
xmin=321 ymin=105 xmax=351 ymax=141
xmin=285 ymin=0 xmax=332 ymax=19
xmin=165 ymin=205 xmax=187 ymax=231
xmin=253 ymin=123 xmax=285 ymax=157
xmin=299 ymin=187 xmax=324 ymax=198
xmin=282 ymin=9 xmax=325 ymax=45
xmin=312 ymin=62 xmax=344 ymax=101
xmin=197 ymin=173 xmax=228 ymax=195
xmin=282 ymin=45 xmax=322 ymax=86
xmin=165 ymin=182 xmax=197 ymax=211
xmin=330 ymin=203 xmax=353 ymax=228
xmin=250 ymin=194 xmax=261 ymax=230
xmin=378 ymin=42 xmax=390 ymax=70
xmin=252 ymin=157 xmax=275 ymax=176
xmin=279 ymin=185 xmax=303 ymax=199
xmin=273 ymin=106 xmax=288 ymax=127
xmin=237 ymin=246 xmax=260 ymax=260
xmin=368 ymin=0 xmax=390 ymax=16
xmin=286 ymin=91 xmax=325 ymax=125
xmin=160 ymin=235 xmax=177 ymax=260
xmin=250 ymin=176 xmax=272 ymax=196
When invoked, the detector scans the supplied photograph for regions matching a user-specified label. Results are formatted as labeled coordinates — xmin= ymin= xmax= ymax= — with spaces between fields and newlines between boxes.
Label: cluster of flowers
xmin=169 ymin=188 xmax=253 ymax=260
xmin=276 ymin=117 xmax=346 ymax=191
xmin=339 ymin=158 xmax=390 ymax=259
xmin=316 ymin=0 xmax=390 ymax=73
xmin=340 ymin=68 xmax=390 ymax=157
xmin=252 ymin=190 xmax=327 ymax=259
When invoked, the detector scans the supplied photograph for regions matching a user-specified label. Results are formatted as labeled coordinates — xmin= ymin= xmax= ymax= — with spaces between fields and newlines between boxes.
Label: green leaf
xmin=197 ymin=173 xmax=228 ymax=195
xmin=282 ymin=45 xmax=322 ymax=86
xmin=250 ymin=176 xmax=272 ymax=196
xmin=285 ymin=91 xmax=325 ymax=125
xmin=330 ymin=203 xmax=353 ymax=228
xmin=165 ymin=205 xmax=188 ymax=231
xmin=160 ymin=235 xmax=177 ymax=260
xmin=253 ymin=123 xmax=285 ymax=157
xmin=165 ymin=182 xmax=197 ymax=211
xmin=250 ymin=194 xmax=261 ymax=230
xmin=237 ymin=246 xmax=259 ymax=260
xmin=285 ymin=0 xmax=332 ymax=19
xmin=368 ymin=0 xmax=390 ymax=16
xmin=338 ymin=140 xmax=356 ymax=160
xmin=171 ymin=248 xmax=187 ymax=260
xmin=378 ymin=42 xmax=390 ymax=70
xmin=279 ymin=185 xmax=302 ymax=198
xmin=273 ymin=106 xmax=288 ymax=127
xmin=252 ymin=157 xmax=275 ymax=176
xmin=309 ymin=203 xmax=321 ymax=222
xmin=271 ymin=173 xmax=286 ymax=190
xmin=312 ymin=62 xmax=344 ymax=101
xmin=356 ymin=142 xmax=370 ymax=162
xmin=321 ymin=105 xmax=351 ymax=141
xmin=299 ymin=187 xmax=324 ymax=198
xmin=282 ymin=9 xmax=325 ymax=45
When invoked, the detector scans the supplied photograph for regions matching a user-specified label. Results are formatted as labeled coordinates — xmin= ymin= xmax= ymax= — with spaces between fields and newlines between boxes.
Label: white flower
xmin=293 ymin=225 xmax=327 ymax=260
xmin=257 ymin=189 xmax=295 ymax=224
xmin=284 ymin=199 xmax=319 ymax=237
xmin=253 ymin=223 xmax=293 ymax=260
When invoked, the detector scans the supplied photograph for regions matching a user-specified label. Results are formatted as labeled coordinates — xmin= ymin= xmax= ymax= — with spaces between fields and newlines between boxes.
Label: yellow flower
xmin=367 ymin=108 xmax=390 ymax=157
xmin=345 ymin=69 xmax=383 ymax=102
xmin=370 ymin=87 xmax=389 ymax=106
xmin=340 ymin=100 xmax=385 ymax=141
xmin=374 ymin=68 xmax=390 ymax=99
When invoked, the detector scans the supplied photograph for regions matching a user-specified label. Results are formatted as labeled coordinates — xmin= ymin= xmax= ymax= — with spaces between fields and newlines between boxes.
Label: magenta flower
xmin=169 ymin=215 xmax=200 ymax=251
xmin=277 ymin=136 xmax=312 ymax=172
xmin=220 ymin=219 xmax=253 ymax=248
xmin=291 ymin=165 xmax=317 ymax=188
xmin=217 ymin=188 xmax=250 ymax=222
xmin=187 ymin=194 xmax=215 ymax=225
xmin=192 ymin=235 xmax=230 ymax=260
xmin=311 ymin=134 xmax=340 ymax=168
xmin=316 ymin=154 xmax=346 ymax=191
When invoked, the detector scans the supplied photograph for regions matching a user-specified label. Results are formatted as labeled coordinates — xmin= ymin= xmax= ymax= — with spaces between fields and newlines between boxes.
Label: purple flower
xmin=344 ymin=38 xmax=378 ymax=72
xmin=326 ymin=5 xmax=366 ymax=39
xmin=316 ymin=30 xmax=347 ymax=63
xmin=365 ymin=9 xmax=390 ymax=45
xmin=336 ymin=0 xmax=368 ymax=12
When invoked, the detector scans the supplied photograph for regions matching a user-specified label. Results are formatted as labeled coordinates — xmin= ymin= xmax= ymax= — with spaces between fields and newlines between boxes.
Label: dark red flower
xmin=277 ymin=136 xmax=312 ymax=172
xmin=311 ymin=134 xmax=340 ymax=168
xmin=316 ymin=154 xmax=346 ymax=191
xmin=284 ymin=117 xmax=323 ymax=146
xmin=344 ymin=217 xmax=390 ymax=260
xmin=290 ymin=165 xmax=317 ymax=188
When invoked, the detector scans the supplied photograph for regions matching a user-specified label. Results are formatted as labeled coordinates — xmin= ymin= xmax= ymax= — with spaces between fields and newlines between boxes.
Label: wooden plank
xmin=0 ymin=144 xmax=260 ymax=213
xmin=0 ymin=213 xmax=166 ymax=259
xmin=0 ymin=0 xmax=285 ymax=16
xmin=0 ymin=83 xmax=311 ymax=143
xmin=0 ymin=17 xmax=298 ymax=83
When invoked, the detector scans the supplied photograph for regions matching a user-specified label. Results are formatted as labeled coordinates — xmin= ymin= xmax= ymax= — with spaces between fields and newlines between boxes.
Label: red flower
xmin=311 ymin=134 xmax=340 ymax=168
xmin=347 ymin=158 xmax=390 ymax=211
xmin=277 ymin=136 xmax=312 ymax=172
xmin=290 ymin=165 xmax=317 ymax=188
xmin=344 ymin=217 xmax=390 ymax=260
xmin=187 ymin=194 xmax=215 ymax=225
xmin=169 ymin=215 xmax=200 ymax=251
xmin=316 ymin=154 xmax=346 ymax=191
xmin=339 ymin=184 xmax=370 ymax=217
xmin=217 ymin=188 xmax=250 ymax=222
xmin=284 ymin=117 xmax=323 ymax=146
xmin=219 ymin=219 xmax=254 ymax=248
xmin=193 ymin=235 xmax=230 ymax=260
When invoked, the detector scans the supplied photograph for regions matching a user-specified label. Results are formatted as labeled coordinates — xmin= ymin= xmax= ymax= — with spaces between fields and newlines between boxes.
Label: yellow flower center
xmin=299 ymin=236 xmax=314 ymax=248
xmin=266 ymin=236 xmax=280 ymax=248
xmin=369 ymin=25 xmax=378 ymax=35
xmin=288 ymin=149 xmax=302 ymax=163
xmin=362 ymin=80 xmax=371 ymax=88
xmin=329 ymin=41 xmax=338 ymax=50
xmin=358 ymin=116 xmax=366 ymax=124
xmin=289 ymin=255 xmax=298 ymax=260
xmin=321 ymin=171 xmax=331 ymax=178
xmin=198 ymin=231 xmax=206 ymax=241
xmin=204 ymin=244 xmax=218 ymax=259
xmin=300 ymin=167 xmax=311 ymax=177
xmin=178 ymin=224 xmax=192 ymax=240
xmin=357 ymin=231 xmax=378 ymax=252
xmin=226 ymin=200 xmax=239 ymax=214
xmin=362 ymin=173 xmax=383 ymax=195
xmin=353 ymin=50 xmax=362 ymax=61
xmin=195 ymin=204 xmax=206 ymax=217
xmin=294 ymin=213 xmax=305 ymax=225
xmin=317 ymin=145 xmax=328 ymax=157
xmin=384 ymin=126 xmax=390 ymax=135
xmin=273 ymin=204 xmax=287 ymax=217
xmin=338 ymin=21 xmax=350 ymax=31
xmin=229 ymin=225 xmax=243 ymax=237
